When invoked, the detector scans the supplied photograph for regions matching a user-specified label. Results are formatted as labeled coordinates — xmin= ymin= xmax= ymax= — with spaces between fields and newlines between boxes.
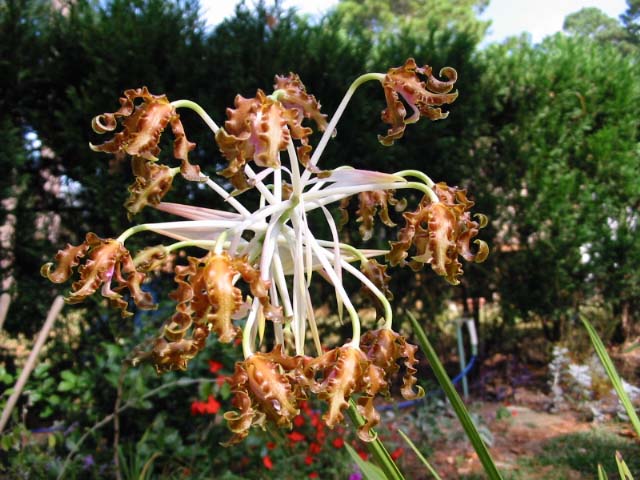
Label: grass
xmin=461 ymin=427 xmax=640 ymax=480
xmin=537 ymin=429 xmax=640 ymax=475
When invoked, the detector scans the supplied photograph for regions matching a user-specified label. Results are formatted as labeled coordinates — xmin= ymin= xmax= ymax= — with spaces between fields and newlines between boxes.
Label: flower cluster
xmin=43 ymin=59 xmax=488 ymax=443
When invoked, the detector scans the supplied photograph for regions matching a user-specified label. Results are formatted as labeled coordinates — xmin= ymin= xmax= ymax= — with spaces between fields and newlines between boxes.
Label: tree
xmin=333 ymin=0 xmax=490 ymax=46
xmin=478 ymin=35 xmax=640 ymax=340
xmin=563 ymin=5 xmax=638 ymax=54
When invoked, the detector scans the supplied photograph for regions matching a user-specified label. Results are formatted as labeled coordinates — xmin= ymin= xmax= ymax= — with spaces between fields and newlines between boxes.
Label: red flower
xmin=305 ymin=455 xmax=313 ymax=466
xmin=263 ymin=455 xmax=274 ymax=470
xmin=310 ymin=413 xmax=321 ymax=427
xmin=309 ymin=473 xmax=319 ymax=479
xmin=294 ymin=415 xmax=305 ymax=427
xmin=358 ymin=450 xmax=368 ymax=461
xmin=309 ymin=443 xmax=322 ymax=454
xmin=266 ymin=441 xmax=276 ymax=450
xmin=190 ymin=395 xmax=221 ymax=415
xmin=332 ymin=438 xmax=345 ymax=449
xmin=209 ymin=360 xmax=223 ymax=374
xmin=391 ymin=448 xmax=403 ymax=461
xmin=216 ymin=376 xmax=228 ymax=387
xmin=288 ymin=431 xmax=305 ymax=443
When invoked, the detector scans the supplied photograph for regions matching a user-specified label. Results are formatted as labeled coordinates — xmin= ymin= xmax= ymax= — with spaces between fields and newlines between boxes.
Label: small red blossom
xmin=263 ymin=455 xmax=274 ymax=470
xmin=391 ymin=448 xmax=404 ymax=461
xmin=310 ymin=413 xmax=321 ymax=427
xmin=208 ymin=360 xmax=224 ymax=374
xmin=305 ymin=455 xmax=313 ymax=465
xmin=358 ymin=450 xmax=368 ymax=461
xmin=309 ymin=443 xmax=322 ymax=454
xmin=216 ymin=375 xmax=228 ymax=387
xmin=309 ymin=473 xmax=319 ymax=479
xmin=294 ymin=415 xmax=305 ymax=427
xmin=332 ymin=438 xmax=345 ymax=449
xmin=266 ymin=441 xmax=276 ymax=450
xmin=288 ymin=431 xmax=305 ymax=443
xmin=190 ymin=395 xmax=221 ymax=415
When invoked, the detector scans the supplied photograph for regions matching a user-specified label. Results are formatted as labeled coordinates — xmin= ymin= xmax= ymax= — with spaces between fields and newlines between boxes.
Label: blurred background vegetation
xmin=1 ymin=0 xmax=639 ymax=477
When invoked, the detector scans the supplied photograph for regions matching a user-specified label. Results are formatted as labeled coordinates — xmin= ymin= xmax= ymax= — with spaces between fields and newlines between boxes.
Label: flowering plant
xmin=42 ymin=58 xmax=487 ymax=446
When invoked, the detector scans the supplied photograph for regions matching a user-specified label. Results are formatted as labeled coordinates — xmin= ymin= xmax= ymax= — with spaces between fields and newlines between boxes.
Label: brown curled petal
xmin=378 ymin=87 xmax=407 ymax=147
xmin=133 ymin=245 xmax=169 ymax=272
xmin=378 ymin=58 xmax=458 ymax=145
xmin=170 ymin=115 xmax=203 ymax=182
xmin=91 ymin=113 xmax=117 ymax=133
xmin=427 ymin=66 xmax=458 ymax=94
xmin=125 ymin=157 xmax=177 ymax=218
xmin=274 ymin=72 xmax=330 ymax=133
xmin=222 ymin=347 xmax=306 ymax=444
xmin=41 ymin=242 xmax=90 ymax=283
xmin=355 ymin=190 xmax=398 ymax=241
xmin=116 ymin=256 xmax=155 ymax=311
xmin=90 ymin=87 xmax=174 ymax=161
xmin=356 ymin=396 xmax=380 ymax=442
xmin=360 ymin=259 xmax=393 ymax=320
xmin=390 ymin=182 xmax=489 ymax=284
xmin=308 ymin=346 xmax=368 ymax=429
xmin=233 ymin=256 xmax=283 ymax=322
xmin=473 ymin=240 xmax=490 ymax=263
xmin=253 ymin=94 xmax=290 ymax=169
xmin=222 ymin=391 xmax=256 ymax=445
xmin=360 ymin=329 xmax=424 ymax=401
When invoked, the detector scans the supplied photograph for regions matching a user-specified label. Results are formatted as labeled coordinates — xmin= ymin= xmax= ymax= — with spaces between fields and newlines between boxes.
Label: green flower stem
xmin=347 ymin=399 xmax=405 ymax=480
xmin=116 ymin=224 xmax=150 ymax=243
xmin=395 ymin=170 xmax=436 ymax=188
xmin=301 ymin=72 xmax=385 ymax=182
xmin=408 ymin=312 xmax=504 ymax=480
xmin=171 ymin=99 xmax=220 ymax=134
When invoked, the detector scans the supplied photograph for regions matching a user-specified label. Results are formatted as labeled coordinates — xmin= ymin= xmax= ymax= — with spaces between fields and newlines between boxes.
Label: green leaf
xmin=60 ymin=371 xmax=77 ymax=382
xmin=598 ymin=464 xmax=608 ymax=480
xmin=581 ymin=316 xmax=640 ymax=439
xmin=220 ymin=382 xmax=232 ymax=400
xmin=345 ymin=443 xmax=387 ymax=480
xmin=408 ymin=312 xmax=504 ymax=480
xmin=615 ymin=451 xmax=634 ymax=480
xmin=397 ymin=430 xmax=443 ymax=480
xmin=57 ymin=381 xmax=74 ymax=392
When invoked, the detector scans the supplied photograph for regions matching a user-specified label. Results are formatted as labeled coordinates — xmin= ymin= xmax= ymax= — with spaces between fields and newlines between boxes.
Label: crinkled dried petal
xmin=378 ymin=58 xmax=458 ymax=146
xmin=253 ymin=93 xmax=291 ymax=168
xmin=130 ymin=324 xmax=209 ymax=374
xmin=356 ymin=190 xmax=400 ymax=241
xmin=360 ymin=259 xmax=393 ymax=320
xmin=360 ymin=328 xmax=424 ymax=401
xmin=90 ymin=87 xmax=173 ymax=161
xmin=389 ymin=183 xmax=488 ymax=284
xmin=223 ymin=346 xmax=308 ymax=444
xmin=274 ymin=72 xmax=330 ymax=134
xmin=42 ymin=232 xmax=154 ymax=317
xmin=41 ymin=243 xmax=90 ymax=284
xmin=170 ymin=115 xmax=202 ymax=182
xmin=305 ymin=346 xmax=366 ymax=429
xmin=90 ymin=87 xmax=201 ymax=181
xmin=132 ymin=245 xmax=169 ymax=272
xmin=125 ymin=157 xmax=177 ymax=218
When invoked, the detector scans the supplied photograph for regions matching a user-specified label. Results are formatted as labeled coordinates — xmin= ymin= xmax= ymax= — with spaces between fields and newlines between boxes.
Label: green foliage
xmin=477 ymin=34 xmax=640 ymax=338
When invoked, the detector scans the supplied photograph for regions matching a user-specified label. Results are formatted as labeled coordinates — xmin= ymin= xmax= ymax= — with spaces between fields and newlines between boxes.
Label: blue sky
xmin=201 ymin=0 xmax=629 ymax=44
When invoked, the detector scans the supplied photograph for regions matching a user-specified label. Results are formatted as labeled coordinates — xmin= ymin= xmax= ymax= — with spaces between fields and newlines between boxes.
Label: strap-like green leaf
xmin=408 ymin=312 xmax=504 ymax=480
xmin=581 ymin=316 xmax=640 ymax=438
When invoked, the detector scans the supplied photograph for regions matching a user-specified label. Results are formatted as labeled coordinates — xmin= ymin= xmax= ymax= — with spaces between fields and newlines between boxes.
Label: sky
xmin=200 ymin=0 xmax=629 ymax=44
